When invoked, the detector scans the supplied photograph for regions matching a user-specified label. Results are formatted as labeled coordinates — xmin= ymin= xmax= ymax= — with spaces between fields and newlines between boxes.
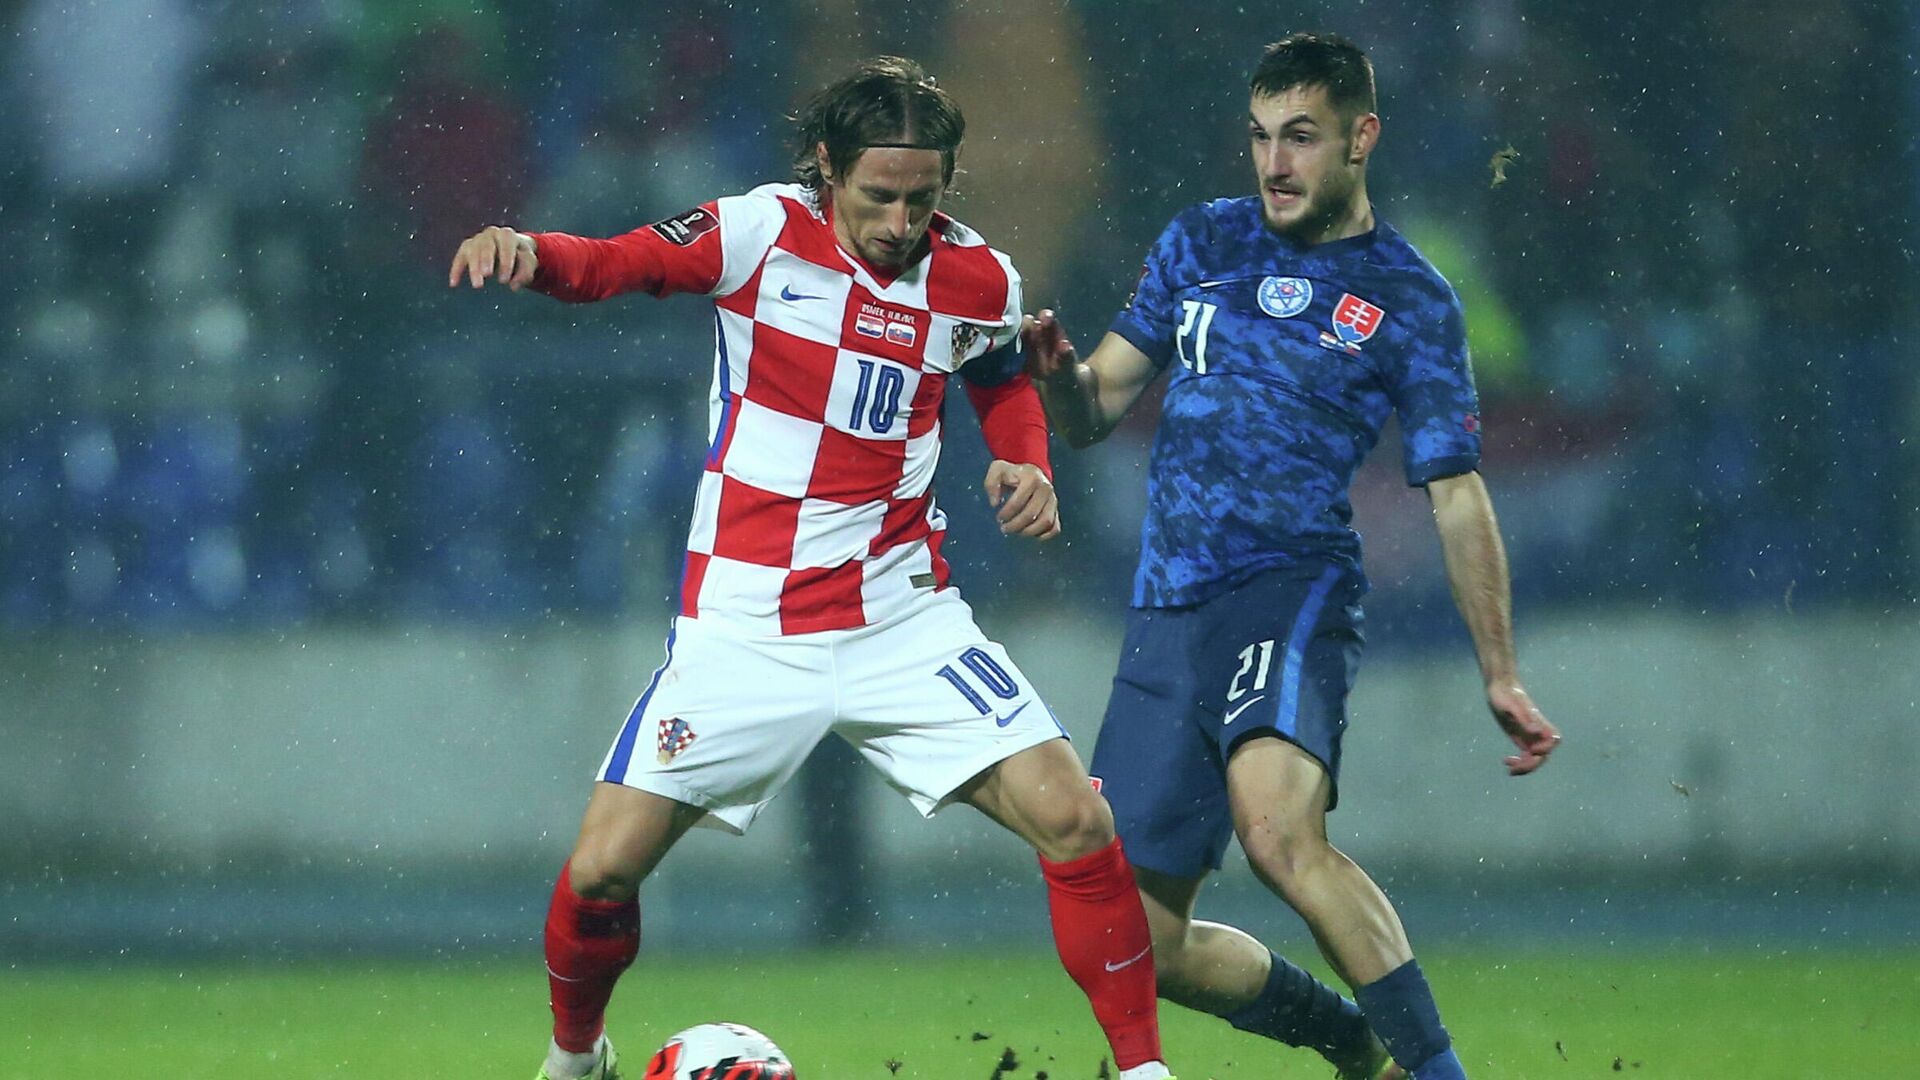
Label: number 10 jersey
xmin=531 ymin=183 xmax=1025 ymax=635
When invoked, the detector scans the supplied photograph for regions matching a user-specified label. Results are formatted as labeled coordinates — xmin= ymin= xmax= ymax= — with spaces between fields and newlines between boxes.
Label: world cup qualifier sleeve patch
xmin=650 ymin=207 xmax=719 ymax=246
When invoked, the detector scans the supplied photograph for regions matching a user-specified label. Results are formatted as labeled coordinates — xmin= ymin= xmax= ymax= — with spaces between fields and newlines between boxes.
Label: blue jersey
xmin=1110 ymin=197 xmax=1481 ymax=608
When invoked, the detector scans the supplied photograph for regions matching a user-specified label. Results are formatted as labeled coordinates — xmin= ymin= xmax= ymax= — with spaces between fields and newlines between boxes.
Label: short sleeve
xmin=1107 ymin=208 xmax=1198 ymax=370
xmin=1392 ymin=283 xmax=1482 ymax=486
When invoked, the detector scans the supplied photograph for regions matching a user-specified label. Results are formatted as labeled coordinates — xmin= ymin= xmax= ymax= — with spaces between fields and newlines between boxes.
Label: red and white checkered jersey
xmin=533 ymin=183 xmax=1024 ymax=635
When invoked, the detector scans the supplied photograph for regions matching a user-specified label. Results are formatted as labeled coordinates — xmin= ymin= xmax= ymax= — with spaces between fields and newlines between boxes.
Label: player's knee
xmin=566 ymin=838 xmax=645 ymax=902
xmin=1032 ymin=789 xmax=1116 ymax=862
xmin=1238 ymin=820 xmax=1328 ymax=894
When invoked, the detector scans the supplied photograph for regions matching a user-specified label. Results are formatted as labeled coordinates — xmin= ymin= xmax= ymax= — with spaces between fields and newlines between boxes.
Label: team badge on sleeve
xmin=1318 ymin=292 xmax=1386 ymax=355
xmin=650 ymin=207 xmax=719 ymax=246
xmin=657 ymin=716 xmax=698 ymax=764
xmin=1257 ymin=276 xmax=1313 ymax=318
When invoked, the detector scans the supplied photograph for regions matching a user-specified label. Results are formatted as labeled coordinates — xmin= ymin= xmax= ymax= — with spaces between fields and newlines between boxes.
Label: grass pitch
xmin=4 ymin=947 xmax=1913 ymax=1078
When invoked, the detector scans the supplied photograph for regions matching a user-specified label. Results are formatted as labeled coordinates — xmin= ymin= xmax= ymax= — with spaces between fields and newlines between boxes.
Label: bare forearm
xmin=1432 ymin=475 xmax=1518 ymax=684
xmin=1033 ymin=362 xmax=1115 ymax=448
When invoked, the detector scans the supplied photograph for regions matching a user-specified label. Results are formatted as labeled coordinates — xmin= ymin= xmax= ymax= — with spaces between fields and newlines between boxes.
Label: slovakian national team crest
xmin=1257 ymin=276 xmax=1313 ymax=319
xmin=1318 ymin=292 xmax=1386 ymax=355
xmin=657 ymin=716 xmax=697 ymax=764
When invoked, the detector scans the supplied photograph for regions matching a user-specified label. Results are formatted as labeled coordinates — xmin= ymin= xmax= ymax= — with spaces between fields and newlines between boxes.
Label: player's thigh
xmin=957 ymin=735 xmax=1113 ymax=860
xmin=1088 ymin=604 xmax=1233 ymax=879
xmin=831 ymin=593 xmax=1067 ymax=821
xmin=568 ymin=781 xmax=708 ymax=898
xmin=597 ymin=617 xmax=835 ymax=834
xmin=1225 ymin=735 xmax=1336 ymax=881
xmin=1228 ymin=730 xmax=1336 ymax=841
xmin=1195 ymin=564 xmax=1365 ymax=810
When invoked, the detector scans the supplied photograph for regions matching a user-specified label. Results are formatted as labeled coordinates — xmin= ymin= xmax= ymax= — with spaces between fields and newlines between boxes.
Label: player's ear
xmin=1348 ymin=113 xmax=1381 ymax=166
xmin=814 ymin=141 xmax=835 ymax=184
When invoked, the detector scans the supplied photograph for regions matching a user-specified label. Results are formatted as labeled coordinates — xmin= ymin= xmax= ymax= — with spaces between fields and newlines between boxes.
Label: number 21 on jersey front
xmin=1177 ymin=299 xmax=1218 ymax=374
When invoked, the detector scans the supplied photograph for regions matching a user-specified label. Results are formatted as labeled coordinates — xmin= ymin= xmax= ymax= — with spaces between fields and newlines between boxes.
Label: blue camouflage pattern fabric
xmin=1110 ymin=196 xmax=1481 ymax=608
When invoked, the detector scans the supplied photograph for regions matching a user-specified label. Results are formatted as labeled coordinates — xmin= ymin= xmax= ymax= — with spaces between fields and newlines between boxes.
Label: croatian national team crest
xmin=657 ymin=716 xmax=697 ymax=764
xmin=1257 ymin=276 xmax=1313 ymax=318
xmin=950 ymin=322 xmax=982 ymax=361
xmin=1318 ymin=292 xmax=1386 ymax=355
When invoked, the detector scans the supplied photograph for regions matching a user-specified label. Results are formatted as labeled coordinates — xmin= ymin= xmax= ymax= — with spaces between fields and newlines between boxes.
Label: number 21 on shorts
xmin=1228 ymin=639 xmax=1276 ymax=701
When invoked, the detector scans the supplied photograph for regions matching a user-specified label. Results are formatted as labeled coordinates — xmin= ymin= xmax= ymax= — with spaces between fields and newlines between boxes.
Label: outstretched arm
xmin=446 ymin=204 xmax=725 ymax=302
xmin=1020 ymin=309 xmax=1162 ymax=448
xmin=1427 ymin=470 xmax=1561 ymax=775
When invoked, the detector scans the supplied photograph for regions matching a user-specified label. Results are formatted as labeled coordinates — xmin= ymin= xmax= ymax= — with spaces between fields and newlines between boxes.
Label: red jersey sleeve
xmin=528 ymin=203 xmax=725 ymax=302
xmin=966 ymin=372 xmax=1054 ymax=481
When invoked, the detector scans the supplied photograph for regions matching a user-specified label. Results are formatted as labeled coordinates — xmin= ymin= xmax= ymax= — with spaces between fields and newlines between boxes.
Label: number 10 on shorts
xmin=936 ymin=647 xmax=1020 ymax=714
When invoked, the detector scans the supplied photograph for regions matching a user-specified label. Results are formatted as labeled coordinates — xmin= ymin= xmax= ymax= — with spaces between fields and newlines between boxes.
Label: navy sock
xmin=1353 ymin=959 xmax=1460 ymax=1077
xmin=1221 ymin=951 xmax=1373 ymax=1071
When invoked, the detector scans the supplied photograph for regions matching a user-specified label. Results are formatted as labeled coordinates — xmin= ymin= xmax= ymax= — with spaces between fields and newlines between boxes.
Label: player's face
xmin=1248 ymin=86 xmax=1378 ymax=243
xmin=821 ymin=145 xmax=947 ymax=268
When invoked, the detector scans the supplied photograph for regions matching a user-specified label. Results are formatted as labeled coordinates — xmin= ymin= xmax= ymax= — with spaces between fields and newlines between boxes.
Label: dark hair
xmin=790 ymin=56 xmax=965 ymax=191
xmin=1249 ymin=33 xmax=1376 ymax=122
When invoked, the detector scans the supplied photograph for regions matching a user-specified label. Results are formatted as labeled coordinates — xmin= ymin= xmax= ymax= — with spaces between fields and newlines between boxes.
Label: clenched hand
xmin=984 ymin=460 xmax=1060 ymax=541
xmin=448 ymin=225 xmax=539 ymax=290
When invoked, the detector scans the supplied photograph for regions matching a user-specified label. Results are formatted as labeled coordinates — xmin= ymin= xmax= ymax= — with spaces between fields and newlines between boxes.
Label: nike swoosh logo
xmin=995 ymin=702 xmax=1031 ymax=727
xmin=1222 ymin=694 xmax=1267 ymax=725
xmin=1104 ymin=944 xmax=1152 ymax=972
xmin=779 ymin=284 xmax=826 ymax=301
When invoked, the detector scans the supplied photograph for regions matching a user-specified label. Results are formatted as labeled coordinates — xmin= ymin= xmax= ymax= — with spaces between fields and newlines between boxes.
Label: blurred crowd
xmin=1 ymin=0 xmax=1911 ymax=637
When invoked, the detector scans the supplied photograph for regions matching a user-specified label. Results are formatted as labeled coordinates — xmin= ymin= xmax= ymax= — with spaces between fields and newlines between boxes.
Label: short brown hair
xmin=790 ymin=56 xmax=965 ymax=190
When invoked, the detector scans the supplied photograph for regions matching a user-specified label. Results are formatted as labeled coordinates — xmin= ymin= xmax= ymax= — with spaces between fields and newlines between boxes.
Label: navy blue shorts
xmin=1090 ymin=564 xmax=1366 ymax=878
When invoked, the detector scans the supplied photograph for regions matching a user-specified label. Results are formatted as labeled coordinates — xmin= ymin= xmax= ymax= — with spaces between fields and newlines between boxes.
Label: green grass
xmin=4 ymin=948 xmax=1915 ymax=1078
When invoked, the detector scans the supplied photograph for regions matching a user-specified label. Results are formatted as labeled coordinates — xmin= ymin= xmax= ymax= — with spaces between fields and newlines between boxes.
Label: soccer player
xmin=447 ymin=57 xmax=1176 ymax=1080
xmin=1021 ymin=34 xmax=1563 ymax=1080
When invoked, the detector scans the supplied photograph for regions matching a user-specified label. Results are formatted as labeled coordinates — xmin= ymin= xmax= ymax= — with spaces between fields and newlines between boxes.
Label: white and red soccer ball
xmin=642 ymin=1022 xmax=795 ymax=1080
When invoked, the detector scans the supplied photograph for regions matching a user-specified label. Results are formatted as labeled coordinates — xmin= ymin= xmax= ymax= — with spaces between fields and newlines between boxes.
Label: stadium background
xmin=2 ymin=0 xmax=1915 ymax=1075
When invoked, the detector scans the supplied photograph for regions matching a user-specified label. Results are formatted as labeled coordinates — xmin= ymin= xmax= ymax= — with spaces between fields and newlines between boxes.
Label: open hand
xmin=448 ymin=225 xmax=538 ymax=290
xmin=1488 ymin=682 xmax=1559 ymax=776
xmin=983 ymin=460 xmax=1060 ymax=540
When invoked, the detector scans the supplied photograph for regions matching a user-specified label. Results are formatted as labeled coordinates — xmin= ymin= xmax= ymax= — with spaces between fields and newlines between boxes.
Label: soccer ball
xmin=641 ymin=1022 xmax=795 ymax=1079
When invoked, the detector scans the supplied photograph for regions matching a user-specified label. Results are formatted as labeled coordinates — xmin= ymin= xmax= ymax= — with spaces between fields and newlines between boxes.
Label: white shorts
xmin=596 ymin=591 xmax=1067 ymax=833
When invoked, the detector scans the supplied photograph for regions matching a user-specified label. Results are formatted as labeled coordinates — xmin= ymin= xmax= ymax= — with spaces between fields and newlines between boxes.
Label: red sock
xmin=544 ymin=860 xmax=640 ymax=1053
xmin=1039 ymin=838 xmax=1163 ymax=1070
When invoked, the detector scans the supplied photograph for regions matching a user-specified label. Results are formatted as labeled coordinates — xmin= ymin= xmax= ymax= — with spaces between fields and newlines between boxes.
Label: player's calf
xmin=1040 ymin=838 xmax=1166 ymax=1075
xmin=1225 ymin=950 xmax=1382 ymax=1078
